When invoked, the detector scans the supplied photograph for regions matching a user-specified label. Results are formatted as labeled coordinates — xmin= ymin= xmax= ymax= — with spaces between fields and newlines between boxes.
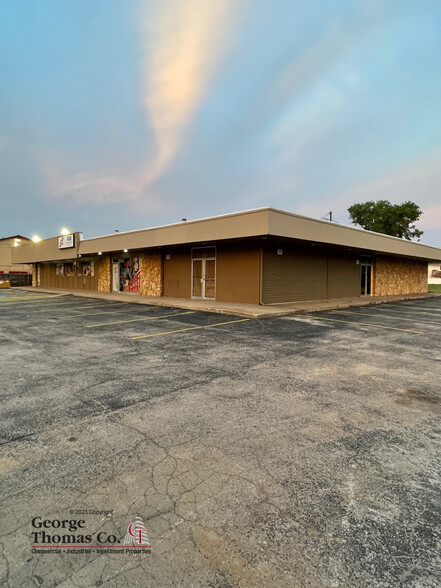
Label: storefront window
xmin=77 ymin=260 xmax=95 ymax=278
xmin=65 ymin=262 xmax=75 ymax=277
xmin=119 ymin=257 xmax=140 ymax=292
xmin=81 ymin=261 xmax=94 ymax=277
xmin=56 ymin=263 xmax=64 ymax=276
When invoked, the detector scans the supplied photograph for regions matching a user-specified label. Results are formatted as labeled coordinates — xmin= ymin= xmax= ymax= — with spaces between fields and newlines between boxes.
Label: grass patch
xmin=428 ymin=284 xmax=441 ymax=293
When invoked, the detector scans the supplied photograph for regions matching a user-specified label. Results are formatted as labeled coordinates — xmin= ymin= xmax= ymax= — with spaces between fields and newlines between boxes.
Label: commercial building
xmin=0 ymin=235 xmax=33 ymax=287
xmin=12 ymin=208 xmax=441 ymax=304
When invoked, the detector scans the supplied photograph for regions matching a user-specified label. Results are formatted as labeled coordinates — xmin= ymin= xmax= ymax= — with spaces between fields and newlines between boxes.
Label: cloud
xmin=139 ymin=0 xmax=235 ymax=186
xmin=42 ymin=0 xmax=236 ymax=205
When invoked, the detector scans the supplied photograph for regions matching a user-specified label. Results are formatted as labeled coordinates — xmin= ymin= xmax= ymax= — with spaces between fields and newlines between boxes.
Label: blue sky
xmin=1 ymin=0 xmax=440 ymax=245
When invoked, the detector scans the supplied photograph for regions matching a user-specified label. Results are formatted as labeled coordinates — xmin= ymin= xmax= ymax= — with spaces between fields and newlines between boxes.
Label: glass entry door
xmin=112 ymin=260 xmax=120 ymax=292
xmin=204 ymin=259 xmax=215 ymax=298
xmin=192 ymin=257 xmax=216 ymax=300
xmin=192 ymin=259 xmax=203 ymax=298
xmin=360 ymin=256 xmax=372 ymax=296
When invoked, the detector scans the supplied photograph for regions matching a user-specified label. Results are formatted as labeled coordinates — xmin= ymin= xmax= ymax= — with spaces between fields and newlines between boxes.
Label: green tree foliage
xmin=347 ymin=200 xmax=423 ymax=241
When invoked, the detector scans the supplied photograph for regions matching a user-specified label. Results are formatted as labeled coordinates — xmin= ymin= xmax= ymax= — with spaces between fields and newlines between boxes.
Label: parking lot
xmin=1 ymin=291 xmax=440 ymax=587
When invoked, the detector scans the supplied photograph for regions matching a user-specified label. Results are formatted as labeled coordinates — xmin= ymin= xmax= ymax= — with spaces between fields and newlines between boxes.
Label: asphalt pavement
xmin=1 ymin=291 xmax=440 ymax=587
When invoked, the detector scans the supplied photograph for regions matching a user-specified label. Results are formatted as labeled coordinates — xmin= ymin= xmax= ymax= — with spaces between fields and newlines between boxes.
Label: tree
xmin=347 ymin=200 xmax=423 ymax=241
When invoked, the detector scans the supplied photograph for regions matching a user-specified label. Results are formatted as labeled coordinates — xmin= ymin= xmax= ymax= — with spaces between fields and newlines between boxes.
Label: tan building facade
xmin=0 ymin=235 xmax=33 ymax=286
xmin=12 ymin=208 xmax=441 ymax=304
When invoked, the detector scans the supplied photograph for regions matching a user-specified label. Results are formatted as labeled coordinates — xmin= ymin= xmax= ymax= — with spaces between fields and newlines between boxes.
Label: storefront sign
xmin=58 ymin=234 xmax=75 ymax=249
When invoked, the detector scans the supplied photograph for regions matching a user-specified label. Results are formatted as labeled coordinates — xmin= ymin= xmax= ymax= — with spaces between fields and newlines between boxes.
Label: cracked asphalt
xmin=0 ymin=291 xmax=440 ymax=587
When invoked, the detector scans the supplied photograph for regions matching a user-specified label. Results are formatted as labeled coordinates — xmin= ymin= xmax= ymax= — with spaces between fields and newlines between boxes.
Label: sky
xmin=1 ymin=0 xmax=440 ymax=246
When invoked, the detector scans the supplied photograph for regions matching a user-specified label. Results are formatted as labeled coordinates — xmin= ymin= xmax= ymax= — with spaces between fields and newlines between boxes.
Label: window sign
xmin=119 ymin=257 xmax=140 ymax=292
xmin=55 ymin=263 xmax=64 ymax=276
xmin=58 ymin=234 xmax=75 ymax=249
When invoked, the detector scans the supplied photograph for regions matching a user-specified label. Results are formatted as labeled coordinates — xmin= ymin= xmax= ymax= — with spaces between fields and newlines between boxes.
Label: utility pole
xmin=321 ymin=211 xmax=335 ymax=222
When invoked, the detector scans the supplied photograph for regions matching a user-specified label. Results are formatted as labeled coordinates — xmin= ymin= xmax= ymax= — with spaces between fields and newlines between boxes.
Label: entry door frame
xmin=191 ymin=246 xmax=216 ymax=301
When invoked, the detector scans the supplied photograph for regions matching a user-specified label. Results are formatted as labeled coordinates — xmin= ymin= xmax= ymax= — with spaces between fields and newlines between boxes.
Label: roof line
xmin=0 ymin=235 xmax=30 ymax=242
xmin=82 ymin=207 xmax=272 ymax=241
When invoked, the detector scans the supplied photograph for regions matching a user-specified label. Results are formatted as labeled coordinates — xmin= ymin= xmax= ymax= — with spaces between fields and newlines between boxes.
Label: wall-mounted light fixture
xmin=123 ymin=249 xmax=128 ymax=253
xmin=78 ymin=254 xmax=82 ymax=258
xmin=32 ymin=235 xmax=41 ymax=243
xmin=60 ymin=227 xmax=70 ymax=236
xmin=98 ymin=252 xmax=102 ymax=256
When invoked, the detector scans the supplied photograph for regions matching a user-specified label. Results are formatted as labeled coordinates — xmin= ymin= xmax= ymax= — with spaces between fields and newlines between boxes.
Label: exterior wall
xmin=97 ymin=254 xmax=111 ymax=292
xmin=327 ymin=253 xmax=360 ymax=299
xmin=216 ymin=244 xmax=260 ymax=304
xmin=373 ymin=256 xmax=427 ymax=296
xmin=12 ymin=232 xmax=81 ymax=263
xmin=140 ymin=252 xmax=162 ymax=296
xmin=39 ymin=260 xmax=98 ymax=291
xmin=263 ymin=245 xmax=429 ymax=303
xmin=163 ymin=243 xmax=261 ymax=304
xmin=163 ymin=248 xmax=192 ymax=298
xmin=262 ymin=245 xmax=327 ymax=303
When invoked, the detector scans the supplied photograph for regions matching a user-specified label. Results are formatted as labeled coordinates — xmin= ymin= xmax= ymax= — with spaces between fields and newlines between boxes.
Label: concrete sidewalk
xmin=16 ymin=286 xmax=438 ymax=318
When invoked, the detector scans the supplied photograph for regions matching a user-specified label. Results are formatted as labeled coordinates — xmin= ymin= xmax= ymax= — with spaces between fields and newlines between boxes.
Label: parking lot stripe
xmin=329 ymin=309 xmax=441 ymax=326
xmin=300 ymin=315 xmax=424 ymax=334
xmin=0 ymin=295 xmax=63 ymax=303
xmin=58 ymin=306 xmax=161 ymax=319
xmin=0 ymin=296 xmax=66 ymax=305
xmin=132 ymin=318 xmax=251 ymax=339
xmin=375 ymin=305 xmax=441 ymax=316
xmin=86 ymin=311 xmax=196 ymax=327
xmin=41 ymin=302 xmax=120 ymax=312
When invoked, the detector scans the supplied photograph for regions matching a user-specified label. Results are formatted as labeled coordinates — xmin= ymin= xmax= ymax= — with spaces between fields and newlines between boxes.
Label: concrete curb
xmin=15 ymin=287 xmax=439 ymax=319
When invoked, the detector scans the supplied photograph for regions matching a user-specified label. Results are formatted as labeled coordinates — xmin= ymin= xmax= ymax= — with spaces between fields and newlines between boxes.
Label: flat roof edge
xmin=267 ymin=207 xmax=439 ymax=251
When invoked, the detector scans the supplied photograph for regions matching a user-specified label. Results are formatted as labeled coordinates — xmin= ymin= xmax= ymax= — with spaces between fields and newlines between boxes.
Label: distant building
xmin=428 ymin=262 xmax=441 ymax=285
xmin=12 ymin=208 xmax=441 ymax=302
xmin=0 ymin=235 xmax=33 ymax=286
